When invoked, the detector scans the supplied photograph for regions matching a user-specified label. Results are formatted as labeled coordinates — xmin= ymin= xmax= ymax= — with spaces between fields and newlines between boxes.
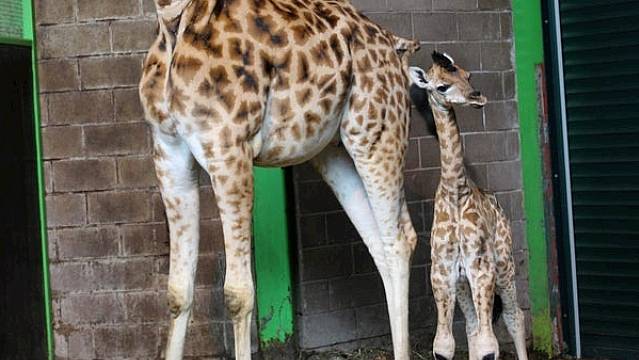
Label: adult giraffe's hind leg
xmin=203 ymin=142 xmax=256 ymax=360
xmin=337 ymin=81 xmax=418 ymax=359
xmin=152 ymin=130 xmax=200 ymax=360
xmin=311 ymin=144 xmax=407 ymax=351
xmin=310 ymin=144 xmax=387 ymax=283
xmin=340 ymin=151 xmax=415 ymax=360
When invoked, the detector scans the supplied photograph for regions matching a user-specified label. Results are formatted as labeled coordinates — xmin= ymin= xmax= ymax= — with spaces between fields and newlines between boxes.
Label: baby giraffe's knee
xmin=167 ymin=282 xmax=193 ymax=317
xmin=224 ymin=285 xmax=255 ymax=320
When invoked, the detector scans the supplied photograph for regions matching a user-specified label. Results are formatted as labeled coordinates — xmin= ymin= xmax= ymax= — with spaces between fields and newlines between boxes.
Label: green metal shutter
xmin=558 ymin=1 xmax=639 ymax=358
xmin=0 ymin=0 xmax=23 ymax=39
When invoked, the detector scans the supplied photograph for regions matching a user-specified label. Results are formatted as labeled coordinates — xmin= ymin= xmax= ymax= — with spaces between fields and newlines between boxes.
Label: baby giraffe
xmin=409 ymin=52 xmax=528 ymax=360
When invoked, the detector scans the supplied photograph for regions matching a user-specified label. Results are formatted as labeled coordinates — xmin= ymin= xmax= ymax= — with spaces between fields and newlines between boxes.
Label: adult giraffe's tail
xmin=393 ymin=35 xmax=421 ymax=57
xmin=409 ymin=84 xmax=438 ymax=138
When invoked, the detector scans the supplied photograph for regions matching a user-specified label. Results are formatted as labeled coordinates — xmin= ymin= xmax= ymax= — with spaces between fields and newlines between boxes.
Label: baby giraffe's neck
xmin=428 ymin=93 xmax=467 ymax=193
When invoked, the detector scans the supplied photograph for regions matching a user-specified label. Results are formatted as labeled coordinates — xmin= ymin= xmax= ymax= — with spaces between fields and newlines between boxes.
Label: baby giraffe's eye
xmin=437 ymin=85 xmax=450 ymax=93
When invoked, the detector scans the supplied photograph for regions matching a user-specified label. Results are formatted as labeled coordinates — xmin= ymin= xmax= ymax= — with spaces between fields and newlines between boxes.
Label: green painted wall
xmin=512 ymin=0 xmax=554 ymax=355
xmin=253 ymin=167 xmax=295 ymax=346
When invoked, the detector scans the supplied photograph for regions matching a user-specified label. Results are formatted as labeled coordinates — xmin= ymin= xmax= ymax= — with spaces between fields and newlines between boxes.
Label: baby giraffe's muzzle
xmin=468 ymin=91 xmax=487 ymax=109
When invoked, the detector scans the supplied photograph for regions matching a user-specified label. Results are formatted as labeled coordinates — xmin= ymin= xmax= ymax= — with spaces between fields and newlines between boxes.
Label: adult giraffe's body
xmin=139 ymin=0 xmax=420 ymax=358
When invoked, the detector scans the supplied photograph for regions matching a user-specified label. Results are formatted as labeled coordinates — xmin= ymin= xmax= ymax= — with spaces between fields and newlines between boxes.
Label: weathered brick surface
xmin=36 ymin=0 xmax=75 ymax=25
xmin=41 ymin=126 xmax=83 ymax=159
xmin=52 ymin=159 xmax=117 ymax=192
xmin=35 ymin=1 xmax=235 ymax=357
xmin=292 ymin=0 xmax=528 ymax=352
xmin=79 ymin=55 xmax=144 ymax=89
xmin=38 ymin=23 xmax=111 ymax=58
xmin=48 ymin=90 xmax=113 ymax=125
xmin=36 ymin=0 xmax=527 ymax=357
xmin=38 ymin=60 xmax=79 ymax=92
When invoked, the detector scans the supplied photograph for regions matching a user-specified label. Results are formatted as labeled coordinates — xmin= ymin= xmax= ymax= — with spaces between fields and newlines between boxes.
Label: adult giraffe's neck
xmin=428 ymin=93 xmax=467 ymax=192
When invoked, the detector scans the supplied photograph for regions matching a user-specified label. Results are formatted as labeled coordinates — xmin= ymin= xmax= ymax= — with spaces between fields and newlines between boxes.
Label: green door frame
xmin=512 ymin=0 xmax=554 ymax=355
xmin=0 ymin=0 xmax=54 ymax=358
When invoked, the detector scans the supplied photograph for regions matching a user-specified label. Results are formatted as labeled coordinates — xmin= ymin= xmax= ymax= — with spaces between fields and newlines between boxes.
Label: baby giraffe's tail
xmin=492 ymin=294 xmax=503 ymax=324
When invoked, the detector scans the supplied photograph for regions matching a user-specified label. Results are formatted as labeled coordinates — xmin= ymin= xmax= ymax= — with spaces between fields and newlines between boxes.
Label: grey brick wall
xmin=292 ymin=0 xmax=530 ymax=352
xmin=36 ymin=1 xmax=233 ymax=358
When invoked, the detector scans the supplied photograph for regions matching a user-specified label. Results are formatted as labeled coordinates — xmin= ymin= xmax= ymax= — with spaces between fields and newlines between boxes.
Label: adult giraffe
xmin=139 ymin=0 xmax=421 ymax=358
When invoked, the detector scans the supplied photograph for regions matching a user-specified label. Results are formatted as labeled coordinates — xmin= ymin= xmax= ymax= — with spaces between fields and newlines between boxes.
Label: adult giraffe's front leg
xmin=152 ymin=129 xmax=200 ymax=360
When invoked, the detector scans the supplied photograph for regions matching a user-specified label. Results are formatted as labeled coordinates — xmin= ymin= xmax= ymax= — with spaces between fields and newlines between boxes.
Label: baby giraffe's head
xmin=409 ymin=51 xmax=487 ymax=109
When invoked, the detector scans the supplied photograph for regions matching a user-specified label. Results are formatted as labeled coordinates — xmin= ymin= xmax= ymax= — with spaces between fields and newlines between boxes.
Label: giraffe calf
xmin=409 ymin=52 xmax=528 ymax=360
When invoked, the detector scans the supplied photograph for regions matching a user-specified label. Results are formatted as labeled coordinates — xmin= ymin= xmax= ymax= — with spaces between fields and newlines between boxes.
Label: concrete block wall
xmin=292 ymin=0 xmax=530 ymax=351
xmin=36 ymin=1 xmax=234 ymax=358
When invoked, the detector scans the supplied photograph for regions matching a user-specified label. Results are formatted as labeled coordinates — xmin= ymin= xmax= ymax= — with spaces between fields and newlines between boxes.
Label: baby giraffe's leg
xmin=494 ymin=216 xmax=528 ymax=360
xmin=499 ymin=283 xmax=527 ymax=360
xmin=430 ymin=218 xmax=460 ymax=360
xmin=152 ymin=130 xmax=200 ymax=360
xmin=464 ymin=242 xmax=499 ymax=360
xmin=456 ymin=277 xmax=479 ymax=358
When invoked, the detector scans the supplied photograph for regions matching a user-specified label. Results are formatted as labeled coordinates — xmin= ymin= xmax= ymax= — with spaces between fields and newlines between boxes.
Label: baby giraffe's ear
xmin=409 ymin=66 xmax=429 ymax=89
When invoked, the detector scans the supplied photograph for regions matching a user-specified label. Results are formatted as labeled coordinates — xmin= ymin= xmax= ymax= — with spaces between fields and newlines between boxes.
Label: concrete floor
xmin=302 ymin=349 xmax=587 ymax=360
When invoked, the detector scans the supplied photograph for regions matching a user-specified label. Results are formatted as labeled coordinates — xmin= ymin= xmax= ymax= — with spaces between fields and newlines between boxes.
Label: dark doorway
xmin=0 ymin=44 xmax=47 ymax=358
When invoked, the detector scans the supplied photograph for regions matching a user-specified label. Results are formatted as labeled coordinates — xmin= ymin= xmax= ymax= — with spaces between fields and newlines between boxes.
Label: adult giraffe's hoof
xmin=434 ymin=353 xmax=451 ymax=360
xmin=482 ymin=353 xmax=496 ymax=360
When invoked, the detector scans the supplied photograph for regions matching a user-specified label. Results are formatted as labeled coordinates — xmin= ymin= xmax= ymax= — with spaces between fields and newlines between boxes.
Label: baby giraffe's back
xmin=459 ymin=184 xmax=515 ymax=288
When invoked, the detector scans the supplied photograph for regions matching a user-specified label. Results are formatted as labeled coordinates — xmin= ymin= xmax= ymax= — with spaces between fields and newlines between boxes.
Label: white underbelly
xmin=253 ymin=113 xmax=342 ymax=167
xmin=252 ymin=96 xmax=349 ymax=167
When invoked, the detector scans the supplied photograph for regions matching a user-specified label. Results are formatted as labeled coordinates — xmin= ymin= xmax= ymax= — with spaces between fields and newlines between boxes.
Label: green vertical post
xmin=512 ymin=0 xmax=553 ymax=355
xmin=253 ymin=167 xmax=294 ymax=346
xmin=26 ymin=0 xmax=55 ymax=358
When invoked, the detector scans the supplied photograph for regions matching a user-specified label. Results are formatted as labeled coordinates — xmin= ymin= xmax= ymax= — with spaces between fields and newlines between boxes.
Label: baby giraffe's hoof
xmin=434 ymin=353 xmax=451 ymax=360
xmin=482 ymin=354 xmax=495 ymax=360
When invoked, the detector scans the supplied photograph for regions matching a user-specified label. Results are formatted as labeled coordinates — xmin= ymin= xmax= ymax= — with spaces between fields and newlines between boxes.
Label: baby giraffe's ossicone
xmin=409 ymin=52 xmax=528 ymax=360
